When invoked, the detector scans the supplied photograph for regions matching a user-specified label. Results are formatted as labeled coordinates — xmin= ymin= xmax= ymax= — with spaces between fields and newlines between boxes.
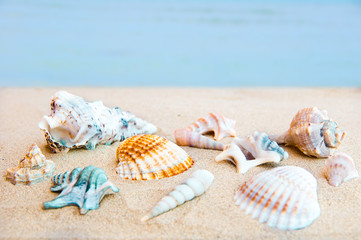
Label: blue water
xmin=0 ymin=0 xmax=361 ymax=86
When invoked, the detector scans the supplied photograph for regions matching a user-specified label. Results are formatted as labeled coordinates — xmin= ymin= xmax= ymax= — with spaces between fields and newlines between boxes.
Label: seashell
xmin=325 ymin=153 xmax=359 ymax=187
xmin=116 ymin=134 xmax=194 ymax=180
xmin=184 ymin=113 xmax=236 ymax=141
xmin=270 ymin=107 xmax=346 ymax=158
xmin=234 ymin=166 xmax=321 ymax=230
xmin=141 ymin=169 xmax=214 ymax=221
xmin=174 ymin=128 xmax=224 ymax=151
xmin=6 ymin=144 xmax=55 ymax=185
xmin=39 ymin=91 xmax=157 ymax=153
xmin=44 ymin=165 xmax=119 ymax=214
xmin=215 ymin=132 xmax=288 ymax=174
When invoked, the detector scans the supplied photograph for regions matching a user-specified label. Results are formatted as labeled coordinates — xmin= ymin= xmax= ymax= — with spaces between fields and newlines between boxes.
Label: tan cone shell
xmin=116 ymin=134 xmax=194 ymax=180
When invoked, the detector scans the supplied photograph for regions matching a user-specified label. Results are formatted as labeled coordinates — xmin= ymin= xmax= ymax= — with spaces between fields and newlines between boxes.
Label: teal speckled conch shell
xmin=44 ymin=165 xmax=119 ymax=214
xmin=39 ymin=91 xmax=157 ymax=153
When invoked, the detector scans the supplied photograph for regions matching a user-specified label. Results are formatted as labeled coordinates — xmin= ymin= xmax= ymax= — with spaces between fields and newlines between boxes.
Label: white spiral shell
xmin=141 ymin=169 xmax=214 ymax=221
xmin=325 ymin=153 xmax=359 ymax=187
xmin=234 ymin=166 xmax=320 ymax=230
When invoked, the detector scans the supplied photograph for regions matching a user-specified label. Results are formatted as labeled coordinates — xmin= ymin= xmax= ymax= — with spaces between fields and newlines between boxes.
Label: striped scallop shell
xmin=325 ymin=153 xmax=359 ymax=187
xmin=234 ymin=166 xmax=320 ymax=230
xmin=116 ymin=134 xmax=194 ymax=180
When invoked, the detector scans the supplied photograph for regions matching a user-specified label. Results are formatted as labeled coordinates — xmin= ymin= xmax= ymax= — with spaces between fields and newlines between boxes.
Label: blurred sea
xmin=0 ymin=0 xmax=360 ymax=86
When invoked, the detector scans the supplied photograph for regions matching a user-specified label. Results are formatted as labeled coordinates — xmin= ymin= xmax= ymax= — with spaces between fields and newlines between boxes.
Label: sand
xmin=0 ymin=88 xmax=360 ymax=239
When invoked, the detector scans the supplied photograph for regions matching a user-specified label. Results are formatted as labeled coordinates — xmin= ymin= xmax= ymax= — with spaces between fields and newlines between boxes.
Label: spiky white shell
xmin=325 ymin=153 xmax=359 ymax=187
xmin=174 ymin=128 xmax=224 ymax=151
xmin=215 ymin=132 xmax=288 ymax=174
xmin=185 ymin=113 xmax=236 ymax=141
xmin=6 ymin=144 xmax=55 ymax=185
xmin=270 ymin=107 xmax=346 ymax=158
xmin=141 ymin=169 xmax=214 ymax=221
xmin=234 ymin=166 xmax=320 ymax=230
xmin=116 ymin=134 xmax=194 ymax=180
xmin=39 ymin=91 xmax=157 ymax=152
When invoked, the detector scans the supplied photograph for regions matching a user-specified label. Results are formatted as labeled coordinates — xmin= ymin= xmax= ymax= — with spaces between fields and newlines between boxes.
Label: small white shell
xmin=325 ymin=153 xmax=359 ymax=187
xmin=141 ymin=169 xmax=214 ymax=221
xmin=234 ymin=166 xmax=320 ymax=230
xmin=215 ymin=132 xmax=288 ymax=174
xmin=174 ymin=128 xmax=224 ymax=150
xmin=185 ymin=113 xmax=236 ymax=141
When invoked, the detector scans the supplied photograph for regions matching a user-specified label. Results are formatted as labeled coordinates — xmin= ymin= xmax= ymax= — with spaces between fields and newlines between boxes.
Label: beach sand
xmin=0 ymin=88 xmax=360 ymax=239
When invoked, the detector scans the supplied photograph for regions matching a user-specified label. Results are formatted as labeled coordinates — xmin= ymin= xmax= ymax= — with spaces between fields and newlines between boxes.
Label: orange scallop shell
xmin=116 ymin=134 xmax=194 ymax=180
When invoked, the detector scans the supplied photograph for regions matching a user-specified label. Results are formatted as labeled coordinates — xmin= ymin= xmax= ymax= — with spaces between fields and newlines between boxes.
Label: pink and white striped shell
xmin=325 ymin=153 xmax=359 ymax=187
xmin=270 ymin=107 xmax=346 ymax=158
xmin=234 ymin=166 xmax=320 ymax=230
xmin=174 ymin=129 xmax=224 ymax=151
xmin=185 ymin=113 xmax=236 ymax=141
xmin=6 ymin=144 xmax=55 ymax=185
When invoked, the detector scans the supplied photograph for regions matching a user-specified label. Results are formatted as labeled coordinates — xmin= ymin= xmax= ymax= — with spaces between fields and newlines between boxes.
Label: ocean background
xmin=0 ymin=0 xmax=360 ymax=87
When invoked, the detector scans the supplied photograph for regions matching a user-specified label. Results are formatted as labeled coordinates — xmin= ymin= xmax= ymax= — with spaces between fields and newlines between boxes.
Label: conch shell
xmin=6 ymin=144 xmax=55 ymax=185
xmin=215 ymin=132 xmax=288 ymax=174
xmin=141 ymin=169 xmax=214 ymax=221
xmin=184 ymin=113 xmax=236 ymax=141
xmin=235 ymin=166 xmax=321 ymax=230
xmin=116 ymin=134 xmax=194 ymax=180
xmin=39 ymin=91 xmax=157 ymax=153
xmin=325 ymin=153 xmax=359 ymax=187
xmin=174 ymin=128 xmax=224 ymax=151
xmin=270 ymin=107 xmax=346 ymax=158
xmin=44 ymin=165 xmax=119 ymax=214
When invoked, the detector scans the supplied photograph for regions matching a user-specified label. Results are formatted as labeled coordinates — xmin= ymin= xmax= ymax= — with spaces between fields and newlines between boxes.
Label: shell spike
xmin=141 ymin=169 xmax=214 ymax=221
xmin=215 ymin=132 xmax=288 ymax=174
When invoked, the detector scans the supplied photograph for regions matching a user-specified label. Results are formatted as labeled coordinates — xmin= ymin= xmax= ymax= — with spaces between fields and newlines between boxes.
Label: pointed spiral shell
xmin=141 ymin=169 xmax=214 ymax=221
